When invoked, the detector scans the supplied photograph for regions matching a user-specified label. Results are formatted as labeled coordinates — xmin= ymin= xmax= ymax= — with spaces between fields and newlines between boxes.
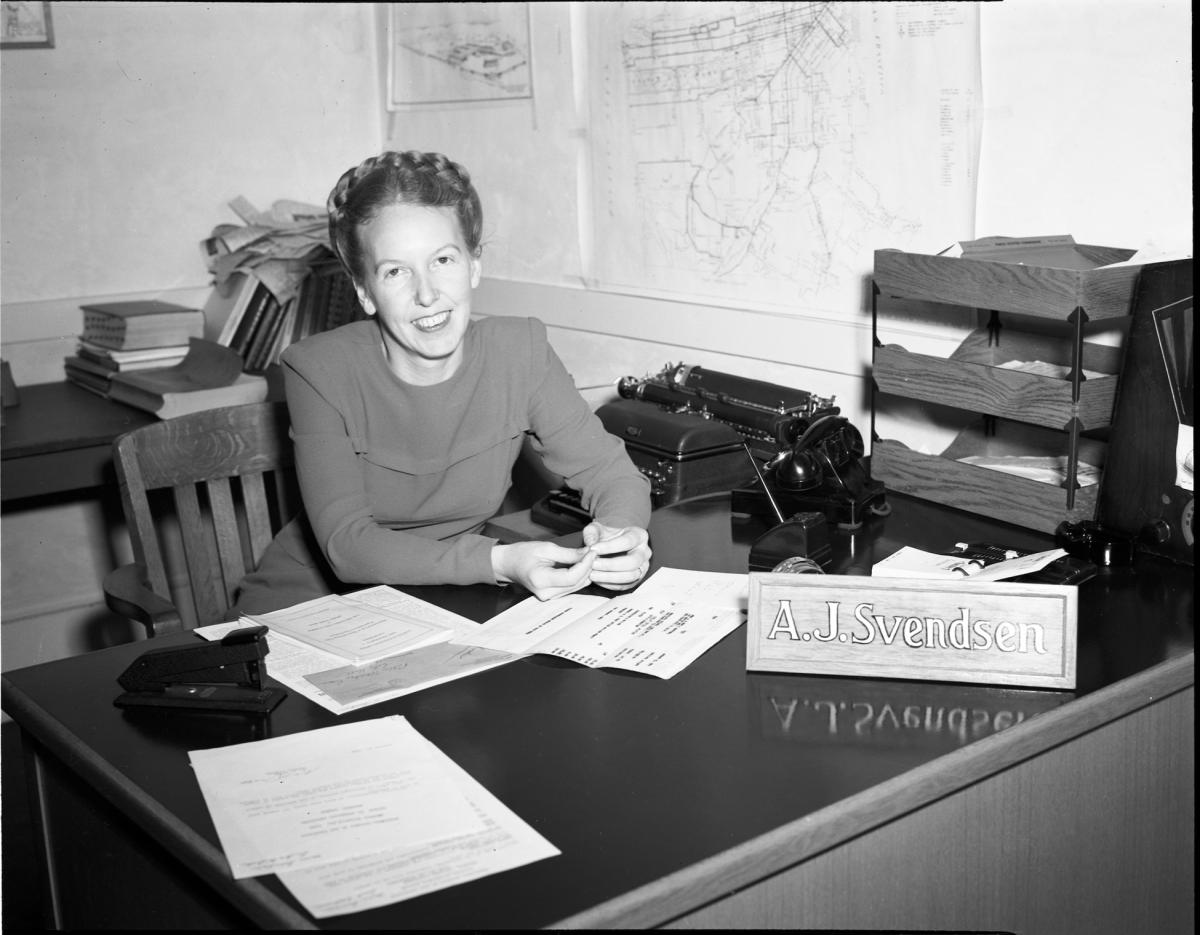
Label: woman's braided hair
xmin=326 ymin=151 xmax=483 ymax=282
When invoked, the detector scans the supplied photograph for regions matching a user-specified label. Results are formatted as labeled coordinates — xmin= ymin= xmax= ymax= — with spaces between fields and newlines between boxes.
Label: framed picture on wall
xmin=387 ymin=1 xmax=531 ymax=109
xmin=2 ymin=0 xmax=53 ymax=49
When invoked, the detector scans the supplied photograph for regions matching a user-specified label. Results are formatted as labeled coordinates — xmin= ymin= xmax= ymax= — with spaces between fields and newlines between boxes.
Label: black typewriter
xmin=532 ymin=363 xmax=887 ymax=529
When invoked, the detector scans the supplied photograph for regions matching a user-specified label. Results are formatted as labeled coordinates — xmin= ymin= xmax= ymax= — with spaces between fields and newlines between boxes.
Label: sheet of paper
xmin=450 ymin=593 xmax=608 ymax=654
xmin=276 ymin=733 xmax=560 ymax=919
xmin=453 ymin=567 xmax=746 ymax=679
xmin=957 ymin=455 xmax=1102 ymax=487
xmin=872 ymin=545 xmax=1068 ymax=582
xmin=245 ymin=585 xmax=472 ymax=664
xmin=188 ymin=716 xmax=484 ymax=878
xmin=345 ymin=584 xmax=482 ymax=638
xmin=629 ymin=566 xmax=749 ymax=613
xmin=304 ymin=642 xmax=523 ymax=707
xmin=531 ymin=599 xmax=743 ymax=679
xmin=968 ymin=548 xmax=1069 ymax=582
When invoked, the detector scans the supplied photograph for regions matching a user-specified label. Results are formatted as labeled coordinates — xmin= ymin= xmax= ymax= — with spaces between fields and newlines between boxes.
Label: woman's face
xmin=353 ymin=202 xmax=481 ymax=384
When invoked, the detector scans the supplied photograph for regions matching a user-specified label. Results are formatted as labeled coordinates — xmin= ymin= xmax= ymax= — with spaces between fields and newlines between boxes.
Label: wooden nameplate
xmin=747 ymin=574 xmax=1077 ymax=689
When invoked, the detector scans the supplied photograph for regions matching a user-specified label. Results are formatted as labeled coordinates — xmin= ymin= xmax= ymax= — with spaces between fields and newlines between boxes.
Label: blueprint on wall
xmin=388 ymin=2 xmax=532 ymax=107
xmin=584 ymin=1 xmax=981 ymax=317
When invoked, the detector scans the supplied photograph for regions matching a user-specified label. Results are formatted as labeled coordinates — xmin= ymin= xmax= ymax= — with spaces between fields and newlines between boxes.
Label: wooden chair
xmin=104 ymin=401 xmax=297 ymax=636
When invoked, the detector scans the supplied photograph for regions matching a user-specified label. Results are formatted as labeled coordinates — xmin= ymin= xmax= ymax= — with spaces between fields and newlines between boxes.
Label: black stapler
xmin=114 ymin=625 xmax=287 ymax=714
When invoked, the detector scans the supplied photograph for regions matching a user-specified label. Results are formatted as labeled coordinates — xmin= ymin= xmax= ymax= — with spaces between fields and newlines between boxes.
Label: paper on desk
xmin=244 ymin=588 xmax=463 ymax=664
xmin=198 ymin=586 xmax=505 ymax=714
xmin=630 ymin=566 xmax=749 ymax=612
xmin=871 ymin=546 xmax=1068 ymax=582
xmin=196 ymin=622 xmax=520 ymax=715
xmin=452 ymin=567 xmax=746 ymax=679
xmin=276 ymin=731 xmax=560 ymax=918
xmin=188 ymin=716 xmax=484 ymax=879
xmin=304 ymin=642 xmax=524 ymax=707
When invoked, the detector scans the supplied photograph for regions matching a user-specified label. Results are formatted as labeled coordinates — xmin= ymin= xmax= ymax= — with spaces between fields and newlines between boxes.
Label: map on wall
xmin=388 ymin=2 xmax=532 ymax=108
xmin=585 ymin=1 xmax=981 ymax=316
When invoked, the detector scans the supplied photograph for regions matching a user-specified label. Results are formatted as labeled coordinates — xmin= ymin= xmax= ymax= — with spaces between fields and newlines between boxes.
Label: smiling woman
xmin=231 ymin=151 xmax=653 ymax=614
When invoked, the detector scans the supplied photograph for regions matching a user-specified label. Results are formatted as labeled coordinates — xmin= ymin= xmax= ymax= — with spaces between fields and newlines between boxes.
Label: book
xmin=252 ymin=296 xmax=296 ymax=372
xmin=243 ymin=292 xmax=287 ymax=373
xmin=75 ymin=341 xmax=189 ymax=371
xmin=294 ymin=263 xmax=331 ymax=343
xmin=63 ymin=354 xmax=114 ymax=381
xmin=322 ymin=264 xmax=366 ymax=331
xmin=229 ymin=283 xmax=274 ymax=359
xmin=108 ymin=371 xmax=269 ymax=419
xmin=80 ymin=300 xmax=204 ymax=351
xmin=206 ymin=270 xmax=261 ymax=345
xmin=63 ymin=359 xmax=111 ymax=397
xmin=107 ymin=337 xmax=267 ymax=418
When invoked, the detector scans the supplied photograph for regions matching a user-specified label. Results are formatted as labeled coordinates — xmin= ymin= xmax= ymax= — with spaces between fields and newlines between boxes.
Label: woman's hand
xmin=581 ymin=523 xmax=652 ymax=591
xmin=491 ymin=541 xmax=597 ymax=601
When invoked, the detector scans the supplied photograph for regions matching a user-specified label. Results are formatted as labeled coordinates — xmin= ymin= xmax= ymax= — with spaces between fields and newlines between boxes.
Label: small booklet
xmin=245 ymin=587 xmax=462 ymax=665
xmin=871 ymin=546 xmax=1069 ymax=582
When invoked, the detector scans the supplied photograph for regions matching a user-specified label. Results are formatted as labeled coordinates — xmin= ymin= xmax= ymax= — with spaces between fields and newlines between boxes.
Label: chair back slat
xmin=206 ymin=476 xmax=250 ymax=612
xmin=114 ymin=436 xmax=172 ymax=599
xmin=173 ymin=482 xmax=227 ymax=626
xmin=110 ymin=401 xmax=296 ymax=633
xmin=240 ymin=471 xmax=276 ymax=567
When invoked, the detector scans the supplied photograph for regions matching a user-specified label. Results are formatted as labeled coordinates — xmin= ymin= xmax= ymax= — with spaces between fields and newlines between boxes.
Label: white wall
xmin=1 ymin=1 xmax=381 ymax=369
xmin=977 ymin=0 xmax=1192 ymax=254
xmin=1 ymin=1 xmax=1192 ymax=673
xmin=1 ymin=2 xmax=381 ymax=674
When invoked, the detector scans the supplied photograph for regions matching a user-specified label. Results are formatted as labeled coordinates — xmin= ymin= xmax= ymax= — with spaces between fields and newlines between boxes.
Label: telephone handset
xmin=769 ymin=414 xmax=865 ymax=493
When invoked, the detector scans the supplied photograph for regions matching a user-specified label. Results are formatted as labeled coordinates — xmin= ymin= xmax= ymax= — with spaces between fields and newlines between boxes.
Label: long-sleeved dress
xmin=231 ymin=315 xmax=651 ymax=614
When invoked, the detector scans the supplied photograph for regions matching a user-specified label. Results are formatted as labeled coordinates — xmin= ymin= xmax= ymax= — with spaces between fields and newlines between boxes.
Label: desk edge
xmin=550 ymin=651 xmax=1196 ymax=929
xmin=1 ymin=678 xmax=318 ymax=930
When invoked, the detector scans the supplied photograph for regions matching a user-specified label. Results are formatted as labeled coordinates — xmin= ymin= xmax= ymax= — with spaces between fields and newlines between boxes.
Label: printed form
xmin=449 ymin=566 xmax=748 ymax=679
xmin=188 ymin=716 xmax=483 ymax=878
xmin=188 ymin=716 xmax=558 ymax=918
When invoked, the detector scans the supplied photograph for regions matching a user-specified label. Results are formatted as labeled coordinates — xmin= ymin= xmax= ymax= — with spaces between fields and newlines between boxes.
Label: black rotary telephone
xmin=731 ymin=412 xmax=889 ymax=529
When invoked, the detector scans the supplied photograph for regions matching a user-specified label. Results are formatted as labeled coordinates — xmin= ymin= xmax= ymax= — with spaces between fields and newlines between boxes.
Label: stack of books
xmin=63 ymin=300 xmax=204 ymax=397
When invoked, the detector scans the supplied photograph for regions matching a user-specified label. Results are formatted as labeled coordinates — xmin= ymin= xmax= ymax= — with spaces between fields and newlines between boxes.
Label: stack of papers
xmin=200 ymin=586 xmax=520 ymax=715
xmin=189 ymin=716 xmax=559 ymax=918
xmin=199 ymin=569 xmax=750 ymax=715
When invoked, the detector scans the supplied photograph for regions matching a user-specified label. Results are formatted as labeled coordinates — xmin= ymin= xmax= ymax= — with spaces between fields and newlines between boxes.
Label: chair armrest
xmin=103 ymin=563 xmax=185 ymax=637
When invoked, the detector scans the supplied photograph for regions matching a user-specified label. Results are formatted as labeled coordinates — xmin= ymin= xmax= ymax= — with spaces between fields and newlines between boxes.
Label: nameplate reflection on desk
xmin=751 ymin=674 xmax=1073 ymax=752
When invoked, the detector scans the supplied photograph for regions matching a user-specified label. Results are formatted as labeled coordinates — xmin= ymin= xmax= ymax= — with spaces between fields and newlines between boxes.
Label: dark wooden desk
xmin=0 ymin=381 xmax=155 ymax=503
xmin=2 ymin=494 xmax=1194 ymax=931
